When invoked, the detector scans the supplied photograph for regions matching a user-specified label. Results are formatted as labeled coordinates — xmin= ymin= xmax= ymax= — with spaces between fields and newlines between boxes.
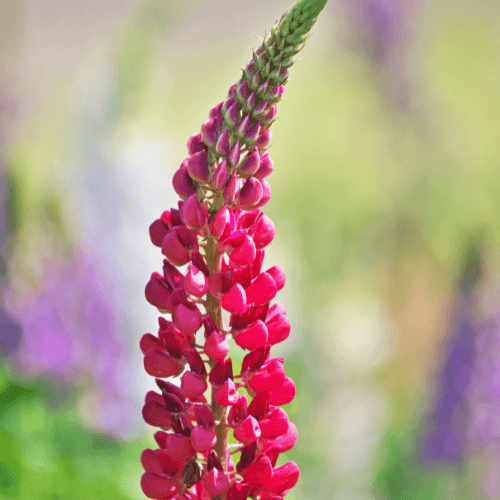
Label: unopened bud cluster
xmin=140 ymin=1 xmax=326 ymax=498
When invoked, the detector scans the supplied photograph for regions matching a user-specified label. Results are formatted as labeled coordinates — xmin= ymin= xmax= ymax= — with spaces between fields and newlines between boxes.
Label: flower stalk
xmin=140 ymin=1 xmax=327 ymax=498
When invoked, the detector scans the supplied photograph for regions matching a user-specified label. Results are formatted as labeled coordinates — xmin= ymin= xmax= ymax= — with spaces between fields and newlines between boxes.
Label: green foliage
xmin=0 ymin=369 xmax=146 ymax=500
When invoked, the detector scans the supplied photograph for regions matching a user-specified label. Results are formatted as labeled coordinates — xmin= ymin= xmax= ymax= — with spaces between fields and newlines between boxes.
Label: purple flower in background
xmin=361 ymin=0 xmax=400 ymax=65
xmin=339 ymin=0 xmax=408 ymax=64
xmin=420 ymin=299 xmax=477 ymax=462
xmin=0 ymin=309 xmax=22 ymax=357
xmin=7 ymin=253 xmax=119 ymax=378
xmin=0 ymin=170 xmax=22 ymax=357
xmin=5 ymin=248 xmax=139 ymax=437
xmin=339 ymin=0 xmax=421 ymax=110
xmin=467 ymin=299 xmax=500 ymax=452
xmin=419 ymin=235 xmax=500 ymax=469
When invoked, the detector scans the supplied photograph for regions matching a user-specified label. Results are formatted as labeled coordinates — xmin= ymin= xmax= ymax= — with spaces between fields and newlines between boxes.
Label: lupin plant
xmin=140 ymin=1 xmax=327 ymax=498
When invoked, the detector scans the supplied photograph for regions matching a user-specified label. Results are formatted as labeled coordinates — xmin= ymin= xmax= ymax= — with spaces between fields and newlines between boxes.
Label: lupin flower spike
xmin=140 ymin=1 xmax=327 ymax=498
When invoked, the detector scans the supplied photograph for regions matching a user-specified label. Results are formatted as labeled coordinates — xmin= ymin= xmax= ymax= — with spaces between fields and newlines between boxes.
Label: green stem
xmin=204 ymin=193 xmax=229 ymax=499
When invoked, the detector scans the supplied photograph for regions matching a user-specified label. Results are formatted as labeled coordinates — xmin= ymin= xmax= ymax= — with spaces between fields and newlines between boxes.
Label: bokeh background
xmin=2 ymin=0 xmax=500 ymax=499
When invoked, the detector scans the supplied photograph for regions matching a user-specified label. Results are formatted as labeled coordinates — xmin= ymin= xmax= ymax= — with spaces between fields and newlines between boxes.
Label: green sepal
xmin=268 ymin=65 xmax=282 ymax=80
xmin=206 ymin=148 xmax=217 ymax=166
xmin=267 ymin=43 xmax=276 ymax=58
xmin=256 ymin=80 xmax=269 ymax=98
xmin=299 ymin=9 xmax=314 ymax=23
xmin=261 ymin=61 xmax=272 ymax=79
xmin=229 ymin=0 xmax=327 ymax=126
xmin=236 ymin=82 xmax=247 ymax=104
xmin=242 ymin=65 xmax=252 ymax=81
xmin=249 ymin=72 xmax=260 ymax=91
xmin=280 ymin=57 xmax=294 ymax=69
xmin=271 ymin=54 xmax=282 ymax=66
xmin=281 ymin=22 xmax=291 ymax=38
xmin=252 ymin=50 xmax=265 ymax=70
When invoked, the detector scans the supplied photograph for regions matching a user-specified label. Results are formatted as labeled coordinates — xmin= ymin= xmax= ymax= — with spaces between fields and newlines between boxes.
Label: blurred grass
xmin=0 ymin=367 xmax=146 ymax=500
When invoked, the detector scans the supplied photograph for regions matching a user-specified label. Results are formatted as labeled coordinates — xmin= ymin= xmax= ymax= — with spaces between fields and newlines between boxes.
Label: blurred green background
xmin=2 ymin=0 xmax=500 ymax=499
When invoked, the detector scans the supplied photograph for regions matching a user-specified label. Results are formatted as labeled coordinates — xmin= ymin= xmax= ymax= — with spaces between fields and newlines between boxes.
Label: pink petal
xmin=203 ymin=468 xmax=230 ymax=496
xmin=162 ymin=230 xmax=191 ymax=266
xmin=223 ymin=172 xmax=240 ymax=204
xmin=190 ymin=426 xmax=217 ymax=452
xmin=145 ymin=272 xmax=171 ymax=310
xmin=187 ymin=150 xmax=210 ymax=183
xmin=268 ymin=377 xmax=296 ymax=406
xmin=140 ymin=333 xmax=164 ymax=355
xmin=262 ymin=461 xmax=299 ymax=495
xmin=141 ymin=449 xmax=163 ymax=474
xmin=233 ymin=415 xmax=261 ymax=444
xmin=227 ymin=395 xmax=248 ymax=427
xmin=185 ymin=264 xmax=209 ymax=298
xmin=213 ymin=379 xmax=239 ymax=406
xmin=149 ymin=219 xmax=170 ymax=247
xmin=213 ymin=159 xmax=229 ymax=190
xmin=238 ymin=150 xmax=261 ymax=175
xmin=230 ymin=234 xmax=257 ymax=266
xmin=234 ymin=320 xmax=268 ymax=350
xmin=259 ymin=408 xmax=289 ymax=440
xmin=144 ymin=349 xmax=183 ymax=378
xmin=181 ymin=371 xmax=208 ymax=400
xmin=142 ymin=400 xmax=171 ymax=428
xmin=262 ymin=422 xmax=298 ymax=454
xmin=172 ymin=166 xmax=197 ymax=200
xmin=252 ymin=214 xmax=275 ymax=249
xmin=186 ymin=133 xmax=204 ymax=155
xmin=243 ymin=455 xmax=273 ymax=487
xmin=204 ymin=331 xmax=230 ymax=361
xmin=254 ymin=152 xmax=274 ymax=181
xmin=180 ymin=195 xmax=207 ymax=230
xmin=248 ymin=359 xmax=286 ymax=393
xmin=141 ymin=472 xmax=181 ymax=500
xmin=165 ymin=434 xmax=196 ymax=462
xmin=173 ymin=303 xmax=202 ymax=335
xmin=245 ymin=272 xmax=277 ymax=305
xmin=254 ymin=180 xmax=271 ymax=208
xmin=265 ymin=265 xmax=285 ymax=291
xmin=221 ymin=283 xmax=247 ymax=313
xmin=266 ymin=313 xmax=291 ymax=345
xmin=226 ymin=482 xmax=250 ymax=500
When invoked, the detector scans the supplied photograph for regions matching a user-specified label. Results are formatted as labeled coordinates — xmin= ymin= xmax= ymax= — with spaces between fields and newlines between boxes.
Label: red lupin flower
xmin=139 ymin=1 xmax=327 ymax=498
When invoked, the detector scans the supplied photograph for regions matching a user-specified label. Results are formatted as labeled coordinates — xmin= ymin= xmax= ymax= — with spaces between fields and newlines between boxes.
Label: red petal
xmin=243 ymin=455 xmax=273 ymax=487
xmin=235 ymin=320 xmax=268 ymax=350
xmin=262 ymin=461 xmax=299 ymax=494
xmin=181 ymin=371 xmax=208 ymax=400
xmin=141 ymin=472 xmax=181 ymax=499
xmin=165 ymin=434 xmax=196 ymax=462
xmin=233 ymin=415 xmax=261 ymax=444
xmin=222 ymin=283 xmax=247 ymax=313
xmin=268 ymin=377 xmax=296 ymax=406
xmin=213 ymin=379 xmax=239 ymax=406
xmin=143 ymin=348 xmax=184 ymax=378
xmin=259 ymin=408 xmax=289 ymax=440
xmin=140 ymin=333 xmax=163 ymax=354
xmin=249 ymin=360 xmax=286 ymax=393
xmin=245 ymin=272 xmax=277 ymax=305
xmin=204 ymin=331 xmax=230 ymax=361
xmin=203 ymin=468 xmax=230 ymax=496
xmin=142 ymin=400 xmax=171 ymax=428
xmin=190 ymin=426 xmax=217 ymax=452
xmin=230 ymin=235 xmax=257 ymax=266
xmin=266 ymin=313 xmax=291 ymax=345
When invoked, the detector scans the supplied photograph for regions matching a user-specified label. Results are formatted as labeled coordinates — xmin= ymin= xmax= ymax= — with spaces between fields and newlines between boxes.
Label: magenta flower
xmin=139 ymin=1 xmax=327 ymax=498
